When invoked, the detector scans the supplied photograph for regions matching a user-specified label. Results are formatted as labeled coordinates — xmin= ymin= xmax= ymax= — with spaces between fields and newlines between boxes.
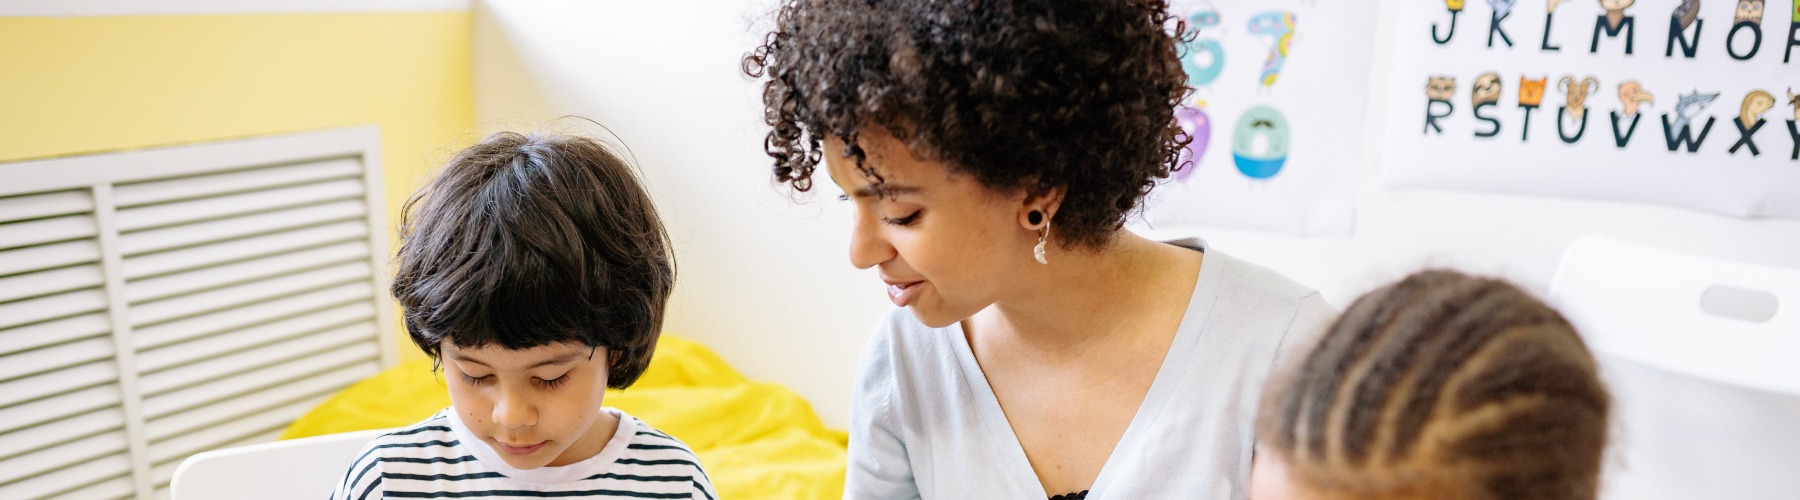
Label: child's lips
xmin=496 ymin=440 xmax=546 ymax=456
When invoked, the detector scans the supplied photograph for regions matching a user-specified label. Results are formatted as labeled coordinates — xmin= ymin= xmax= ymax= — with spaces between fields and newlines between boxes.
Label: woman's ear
xmin=1016 ymin=187 xmax=1067 ymax=229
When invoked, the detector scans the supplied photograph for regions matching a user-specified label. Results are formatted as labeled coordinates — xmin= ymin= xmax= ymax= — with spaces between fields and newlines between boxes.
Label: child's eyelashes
xmin=456 ymin=372 xmax=566 ymax=389
xmin=460 ymin=373 xmax=494 ymax=385
xmin=534 ymin=375 xmax=569 ymax=390
xmin=881 ymin=210 xmax=921 ymax=227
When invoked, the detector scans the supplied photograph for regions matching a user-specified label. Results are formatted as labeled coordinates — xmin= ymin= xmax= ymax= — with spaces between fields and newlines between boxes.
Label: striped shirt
xmin=332 ymin=407 xmax=716 ymax=499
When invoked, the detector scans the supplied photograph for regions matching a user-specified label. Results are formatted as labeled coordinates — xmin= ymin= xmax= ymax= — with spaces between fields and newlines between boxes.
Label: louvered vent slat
xmin=52 ymin=475 xmax=136 ymax=500
xmin=135 ymin=301 xmax=376 ymax=374
xmin=138 ymin=321 xmax=376 ymax=397
xmin=0 ymin=240 xmax=103 ymax=277
xmin=0 ymin=214 xmax=100 ymax=250
xmin=0 ymin=265 xmax=107 ymax=304
xmin=115 ymin=179 xmax=363 ymax=232
xmin=0 ymin=313 xmax=111 ymax=358
xmin=0 ymin=336 xmax=115 ymax=382
xmin=120 ymin=199 xmax=366 ymax=256
xmin=0 ymin=289 xmax=111 ymax=331
xmin=0 ymin=361 xmax=119 ymax=409
xmin=0 ymin=127 xmax=391 ymax=499
xmin=127 ymin=261 xmax=372 ymax=328
xmin=0 ymin=453 xmax=133 ymax=499
xmin=131 ymin=282 xmax=373 ymax=352
xmin=126 ymin=241 xmax=369 ymax=303
xmin=0 ymin=431 xmax=129 ymax=486
xmin=120 ymin=221 xmax=367 ymax=280
xmin=0 ymin=407 xmax=128 ymax=461
xmin=112 ymin=158 xmax=362 ymax=208
xmin=0 ymin=384 xmax=123 ymax=433
xmin=0 ymin=190 xmax=94 ymax=223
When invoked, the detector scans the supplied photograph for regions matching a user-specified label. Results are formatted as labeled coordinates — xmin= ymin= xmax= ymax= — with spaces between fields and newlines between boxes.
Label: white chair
xmin=170 ymin=428 xmax=393 ymax=500
xmin=1548 ymin=235 xmax=1800 ymax=500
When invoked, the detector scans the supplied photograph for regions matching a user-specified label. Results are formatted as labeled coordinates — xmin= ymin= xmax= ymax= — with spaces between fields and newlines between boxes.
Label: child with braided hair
xmin=1252 ymin=270 xmax=1611 ymax=500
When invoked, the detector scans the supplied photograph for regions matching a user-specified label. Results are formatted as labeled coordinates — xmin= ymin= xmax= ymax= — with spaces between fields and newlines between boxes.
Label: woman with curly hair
xmin=743 ymin=1 xmax=1333 ymax=498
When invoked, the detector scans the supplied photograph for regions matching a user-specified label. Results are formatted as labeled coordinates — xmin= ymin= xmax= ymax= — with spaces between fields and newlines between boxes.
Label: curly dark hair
xmin=743 ymin=0 xmax=1192 ymax=249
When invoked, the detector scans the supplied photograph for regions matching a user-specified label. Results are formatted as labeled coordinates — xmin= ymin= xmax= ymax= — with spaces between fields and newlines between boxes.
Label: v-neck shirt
xmin=843 ymin=239 xmax=1335 ymax=500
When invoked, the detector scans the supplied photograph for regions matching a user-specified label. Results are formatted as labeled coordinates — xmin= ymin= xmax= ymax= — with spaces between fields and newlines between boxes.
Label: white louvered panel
xmin=113 ymin=179 xmax=363 ymax=232
xmin=0 ymin=312 xmax=110 ymax=358
xmin=125 ymin=241 xmax=369 ymax=303
xmin=0 ymin=336 xmax=115 ymax=382
xmin=118 ymin=199 xmax=366 ymax=257
xmin=111 ymin=158 xmax=362 ymax=208
xmin=0 ymin=407 xmax=126 ymax=460
xmin=126 ymin=261 xmax=372 ymax=328
xmin=50 ymin=475 xmax=135 ymax=500
xmin=0 ymin=360 xmax=118 ymax=409
xmin=0 ymin=384 xmax=123 ymax=433
xmin=0 ymin=127 xmax=392 ymax=499
xmin=0 ymin=190 xmax=92 ymax=223
xmin=0 ymin=265 xmax=106 ymax=304
xmin=145 ymin=356 xmax=379 ymax=442
xmin=119 ymin=221 xmax=367 ymax=280
xmin=0 ymin=453 xmax=132 ymax=499
xmin=0 ymin=239 xmax=102 ymax=278
xmin=0 ymin=288 xmax=109 ymax=330
xmin=146 ymin=393 xmax=333 ymax=464
xmin=0 ymin=214 xmax=99 ymax=250
xmin=135 ymin=302 xmax=376 ymax=374
xmin=142 ymin=353 xmax=379 ymax=420
xmin=137 ymin=323 xmax=376 ymax=397
xmin=130 ymin=282 xmax=372 ymax=352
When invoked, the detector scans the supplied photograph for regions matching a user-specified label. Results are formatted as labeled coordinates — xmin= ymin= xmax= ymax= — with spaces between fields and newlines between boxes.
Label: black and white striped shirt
xmin=332 ymin=407 xmax=716 ymax=499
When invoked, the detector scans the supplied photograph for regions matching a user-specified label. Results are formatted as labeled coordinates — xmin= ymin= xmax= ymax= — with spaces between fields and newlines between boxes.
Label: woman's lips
xmin=496 ymin=440 xmax=546 ymax=456
xmin=886 ymin=281 xmax=923 ymax=307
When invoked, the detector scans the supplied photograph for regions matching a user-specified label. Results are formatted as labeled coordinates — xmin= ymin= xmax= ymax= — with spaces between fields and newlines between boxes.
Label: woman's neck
xmin=971 ymin=232 xmax=1200 ymax=356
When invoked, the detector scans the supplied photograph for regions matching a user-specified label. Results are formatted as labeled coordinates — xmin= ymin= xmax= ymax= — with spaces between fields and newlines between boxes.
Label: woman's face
xmin=822 ymin=128 xmax=1041 ymax=328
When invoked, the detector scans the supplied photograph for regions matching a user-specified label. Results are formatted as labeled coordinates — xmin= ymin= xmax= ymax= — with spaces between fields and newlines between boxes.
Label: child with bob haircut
xmin=1252 ymin=270 xmax=1611 ymax=500
xmin=332 ymin=131 xmax=716 ymax=499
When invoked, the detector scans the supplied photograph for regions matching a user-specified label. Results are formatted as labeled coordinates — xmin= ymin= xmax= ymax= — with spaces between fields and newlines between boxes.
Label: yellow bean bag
xmin=282 ymin=335 xmax=848 ymax=499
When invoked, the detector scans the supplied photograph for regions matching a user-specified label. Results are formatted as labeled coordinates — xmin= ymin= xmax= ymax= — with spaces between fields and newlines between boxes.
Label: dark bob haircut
xmin=743 ymin=0 xmax=1192 ymax=249
xmin=391 ymin=131 xmax=675 ymax=389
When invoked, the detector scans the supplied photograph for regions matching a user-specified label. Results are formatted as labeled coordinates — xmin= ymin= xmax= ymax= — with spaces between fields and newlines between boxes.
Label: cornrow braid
xmin=1259 ymin=270 xmax=1610 ymax=500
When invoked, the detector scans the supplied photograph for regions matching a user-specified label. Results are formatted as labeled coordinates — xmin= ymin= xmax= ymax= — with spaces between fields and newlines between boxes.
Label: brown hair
xmin=741 ymin=0 xmax=1192 ymax=250
xmin=1259 ymin=270 xmax=1610 ymax=499
xmin=391 ymin=130 xmax=675 ymax=389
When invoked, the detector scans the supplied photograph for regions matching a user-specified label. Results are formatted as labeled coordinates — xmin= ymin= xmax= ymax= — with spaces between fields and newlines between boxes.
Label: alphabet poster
xmin=1141 ymin=0 xmax=1376 ymax=236
xmin=1384 ymin=0 xmax=1800 ymax=218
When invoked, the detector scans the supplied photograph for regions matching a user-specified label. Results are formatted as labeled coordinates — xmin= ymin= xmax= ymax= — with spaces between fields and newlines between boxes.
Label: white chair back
xmin=1549 ymin=235 xmax=1800 ymax=500
xmin=170 ymin=428 xmax=391 ymax=500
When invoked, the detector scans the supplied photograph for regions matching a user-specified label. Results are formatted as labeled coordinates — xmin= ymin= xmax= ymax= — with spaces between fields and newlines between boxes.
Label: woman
xmin=743 ymin=1 xmax=1333 ymax=498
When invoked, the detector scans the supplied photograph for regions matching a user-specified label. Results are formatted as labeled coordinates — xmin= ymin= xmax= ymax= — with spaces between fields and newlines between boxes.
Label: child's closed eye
xmin=460 ymin=373 xmax=494 ymax=385
xmin=535 ymin=375 xmax=569 ymax=389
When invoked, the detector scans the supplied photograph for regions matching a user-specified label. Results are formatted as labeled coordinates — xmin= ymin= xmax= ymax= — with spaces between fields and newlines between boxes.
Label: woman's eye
xmin=880 ymin=210 xmax=921 ymax=227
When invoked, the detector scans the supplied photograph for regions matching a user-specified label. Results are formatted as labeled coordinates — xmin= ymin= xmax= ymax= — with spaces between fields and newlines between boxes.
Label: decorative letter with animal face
xmin=1519 ymin=77 xmax=1549 ymax=107
xmin=1618 ymin=80 xmax=1655 ymax=116
xmin=1560 ymin=76 xmax=1600 ymax=120
xmin=1737 ymin=0 xmax=1766 ymax=24
xmin=1472 ymin=72 xmax=1503 ymax=106
xmin=1427 ymin=76 xmax=1458 ymax=101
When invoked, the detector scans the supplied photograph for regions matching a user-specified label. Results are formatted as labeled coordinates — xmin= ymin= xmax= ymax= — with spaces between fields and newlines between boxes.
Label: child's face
xmin=823 ymin=128 xmax=1043 ymax=328
xmin=442 ymin=340 xmax=613 ymax=469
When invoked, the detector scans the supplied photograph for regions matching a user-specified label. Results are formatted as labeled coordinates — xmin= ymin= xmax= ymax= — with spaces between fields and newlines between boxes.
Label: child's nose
xmin=847 ymin=212 xmax=895 ymax=270
xmin=492 ymin=391 xmax=536 ymax=429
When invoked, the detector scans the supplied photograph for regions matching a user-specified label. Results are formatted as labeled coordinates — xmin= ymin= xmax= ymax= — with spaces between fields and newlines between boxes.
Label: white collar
xmin=447 ymin=406 xmax=637 ymax=484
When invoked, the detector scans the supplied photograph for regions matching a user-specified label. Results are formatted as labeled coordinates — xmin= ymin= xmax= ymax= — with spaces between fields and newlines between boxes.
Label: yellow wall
xmin=0 ymin=11 xmax=473 ymax=362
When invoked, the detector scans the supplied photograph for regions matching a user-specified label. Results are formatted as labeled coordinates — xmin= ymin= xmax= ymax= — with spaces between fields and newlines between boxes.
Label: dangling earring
xmin=1028 ymin=210 xmax=1050 ymax=265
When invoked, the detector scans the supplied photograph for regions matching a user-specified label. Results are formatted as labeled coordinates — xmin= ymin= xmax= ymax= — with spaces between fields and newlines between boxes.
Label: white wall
xmin=474 ymin=0 xmax=1800 ymax=429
